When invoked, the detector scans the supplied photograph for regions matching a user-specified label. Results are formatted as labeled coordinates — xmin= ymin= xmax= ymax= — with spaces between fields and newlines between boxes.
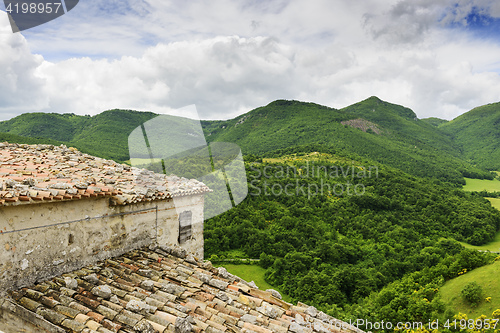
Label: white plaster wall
xmin=0 ymin=195 xmax=205 ymax=294
xmin=167 ymin=195 xmax=205 ymax=259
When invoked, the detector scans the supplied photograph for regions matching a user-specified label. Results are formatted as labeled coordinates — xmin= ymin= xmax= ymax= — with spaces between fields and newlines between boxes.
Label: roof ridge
xmin=0 ymin=142 xmax=210 ymax=207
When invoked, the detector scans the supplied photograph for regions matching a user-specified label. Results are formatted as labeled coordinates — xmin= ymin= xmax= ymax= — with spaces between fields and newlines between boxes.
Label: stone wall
xmin=0 ymin=195 xmax=204 ymax=295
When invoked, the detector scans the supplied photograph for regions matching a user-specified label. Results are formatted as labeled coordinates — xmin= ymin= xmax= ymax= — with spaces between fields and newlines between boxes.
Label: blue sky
xmin=1 ymin=0 xmax=500 ymax=121
xmin=450 ymin=5 xmax=500 ymax=40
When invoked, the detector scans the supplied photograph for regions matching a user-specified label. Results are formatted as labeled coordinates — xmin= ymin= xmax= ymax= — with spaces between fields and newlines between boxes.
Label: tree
xmin=461 ymin=282 xmax=483 ymax=307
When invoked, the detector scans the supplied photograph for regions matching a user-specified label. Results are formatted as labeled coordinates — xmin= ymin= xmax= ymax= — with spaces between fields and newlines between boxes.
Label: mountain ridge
xmin=0 ymin=96 xmax=496 ymax=183
xmin=203 ymin=97 xmax=490 ymax=183
xmin=440 ymin=101 xmax=500 ymax=171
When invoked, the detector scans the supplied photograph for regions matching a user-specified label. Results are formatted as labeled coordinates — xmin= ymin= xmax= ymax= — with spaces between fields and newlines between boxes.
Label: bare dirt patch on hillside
xmin=341 ymin=118 xmax=382 ymax=134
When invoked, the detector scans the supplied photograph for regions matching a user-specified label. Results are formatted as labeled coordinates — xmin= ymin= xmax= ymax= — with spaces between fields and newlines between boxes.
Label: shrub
xmin=461 ymin=282 xmax=483 ymax=307
xmin=259 ymin=252 xmax=275 ymax=269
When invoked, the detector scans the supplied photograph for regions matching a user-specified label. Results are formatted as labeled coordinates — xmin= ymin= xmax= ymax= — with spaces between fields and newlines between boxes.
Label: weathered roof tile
xmin=6 ymin=245 xmax=362 ymax=333
xmin=23 ymin=288 xmax=43 ymax=301
xmin=85 ymin=319 xmax=101 ymax=331
xmin=75 ymin=313 xmax=91 ymax=324
xmin=54 ymin=304 xmax=81 ymax=318
xmin=114 ymin=311 xmax=140 ymax=327
xmin=96 ymin=304 xmax=119 ymax=321
xmin=69 ymin=301 xmax=93 ymax=314
xmin=86 ymin=311 xmax=105 ymax=324
xmin=101 ymin=318 xmax=122 ymax=332
xmin=37 ymin=307 xmax=67 ymax=325
xmin=18 ymin=297 xmax=42 ymax=312
xmin=0 ymin=143 xmax=210 ymax=207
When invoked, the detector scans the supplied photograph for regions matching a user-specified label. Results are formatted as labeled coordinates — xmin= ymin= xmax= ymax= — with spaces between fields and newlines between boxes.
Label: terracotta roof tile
xmin=4 ymin=245 xmax=365 ymax=333
xmin=0 ymin=142 xmax=210 ymax=207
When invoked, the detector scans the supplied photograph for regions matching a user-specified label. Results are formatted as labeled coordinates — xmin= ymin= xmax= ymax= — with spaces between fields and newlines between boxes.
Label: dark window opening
xmin=178 ymin=211 xmax=193 ymax=244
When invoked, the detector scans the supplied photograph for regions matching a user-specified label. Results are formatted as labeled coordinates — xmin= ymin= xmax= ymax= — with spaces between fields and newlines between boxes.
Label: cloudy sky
xmin=1 ymin=0 xmax=500 ymax=121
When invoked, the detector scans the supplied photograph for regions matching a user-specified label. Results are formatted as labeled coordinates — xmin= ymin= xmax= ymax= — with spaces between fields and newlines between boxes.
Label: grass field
xmin=487 ymin=198 xmax=500 ymax=211
xmin=127 ymin=158 xmax=162 ymax=165
xmin=459 ymin=232 xmax=500 ymax=253
xmin=263 ymin=152 xmax=348 ymax=164
xmin=463 ymin=178 xmax=500 ymax=192
xmin=439 ymin=260 xmax=500 ymax=318
xmin=219 ymin=264 xmax=292 ymax=303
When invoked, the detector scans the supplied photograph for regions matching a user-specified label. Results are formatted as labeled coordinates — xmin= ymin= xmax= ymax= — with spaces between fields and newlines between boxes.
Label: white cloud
xmin=363 ymin=0 xmax=500 ymax=46
xmin=0 ymin=15 xmax=48 ymax=119
xmin=36 ymin=36 xmax=301 ymax=119
xmin=1 ymin=0 xmax=500 ymax=122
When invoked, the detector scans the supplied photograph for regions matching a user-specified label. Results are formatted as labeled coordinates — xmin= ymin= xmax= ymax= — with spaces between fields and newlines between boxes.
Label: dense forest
xmin=440 ymin=101 xmax=500 ymax=171
xmin=204 ymin=149 xmax=500 ymax=332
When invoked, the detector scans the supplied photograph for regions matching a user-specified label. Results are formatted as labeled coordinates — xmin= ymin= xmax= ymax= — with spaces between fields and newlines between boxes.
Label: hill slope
xmin=0 ymin=97 xmax=494 ymax=183
xmin=439 ymin=260 xmax=500 ymax=319
xmin=440 ymin=102 xmax=500 ymax=171
xmin=205 ymin=152 xmax=500 ymax=322
xmin=422 ymin=117 xmax=449 ymax=127
xmin=204 ymin=97 xmax=490 ymax=183
xmin=0 ymin=110 xmax=158 ymax=161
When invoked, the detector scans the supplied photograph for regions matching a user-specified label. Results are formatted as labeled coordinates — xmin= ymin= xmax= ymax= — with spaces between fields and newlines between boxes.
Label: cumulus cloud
xmin=363 ymin=0 xmax=443 ymax=44
xmin=1 ymin=0 xmax=500 ymax=122
xmin=0 ymin=14 xmax=48 ymax=119
xmin=36 ymin=36 xmax=301 ymax=119
xmin=440 ymin=0 xmax=500 ymax=24
xmin=364 ymin=0 xmax=500 ymax=44
xmin=34 ymin=32 xmax=500 ymax=121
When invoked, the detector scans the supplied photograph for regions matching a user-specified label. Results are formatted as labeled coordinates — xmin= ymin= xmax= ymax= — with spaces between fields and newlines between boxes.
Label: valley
xmin=2 ymin=96 xmax=500 ymax=332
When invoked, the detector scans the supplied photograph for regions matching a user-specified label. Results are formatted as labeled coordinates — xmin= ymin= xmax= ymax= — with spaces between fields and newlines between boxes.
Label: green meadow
xmin=219 ymin=264 xmax=292 ymax=303
xmin=463 ymin=177 xmax=500 ymax=192
xmin=127 ymin=158 xmax=162 ymax=165
xmin=439 ymin=260 xmax=500 ymax=318
xmin=487 ymin=197 xmax=500 ymax=211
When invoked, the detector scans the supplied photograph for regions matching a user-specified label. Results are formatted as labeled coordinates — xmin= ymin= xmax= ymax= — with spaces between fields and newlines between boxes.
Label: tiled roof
xmin=0 ymin=143 xmax=209 ymax=206
xmin=5 ymin=246 xmax=363 ymax=333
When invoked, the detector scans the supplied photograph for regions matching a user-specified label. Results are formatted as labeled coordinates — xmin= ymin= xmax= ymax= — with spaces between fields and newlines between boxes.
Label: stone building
xmin=0 ymin=143 xmax=363 ymax=333
xmin=0 ymin=143 xmax=209 ymax=293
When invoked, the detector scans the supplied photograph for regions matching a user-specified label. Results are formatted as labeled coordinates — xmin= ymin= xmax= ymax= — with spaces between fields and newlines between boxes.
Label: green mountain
xmin=0 ymin=96 xmax=495 ymax=184
xmin=0 ymin=110 xmax=157 ymax=161
xmin=203 ymin=97 xmax=490 ymax=184
xmin=440 ymin=102 xmax=500 ymax=171
xmin=422 ymin=117 xmax=449 ymax=127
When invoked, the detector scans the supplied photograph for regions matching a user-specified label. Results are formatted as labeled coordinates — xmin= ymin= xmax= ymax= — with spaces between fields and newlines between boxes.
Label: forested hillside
xmin=422 ymin=117 xmax=449 ymax=127
xmin=0 ymin=110 xmax=157 ymax=161
xmin=204 ymin=98 xmax=492 ymax=184
xmin=205 ymin=151 xmax=500 ymax=331
xmin=0 ymin=97 xmax=494 ymax=185
xmin=441 ymin=102 xmax=500 ymax=171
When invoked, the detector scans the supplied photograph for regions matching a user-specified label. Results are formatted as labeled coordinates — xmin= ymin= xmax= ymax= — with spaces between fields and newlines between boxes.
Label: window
xmin=178 ymin=211 xmax=193 ymax=244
